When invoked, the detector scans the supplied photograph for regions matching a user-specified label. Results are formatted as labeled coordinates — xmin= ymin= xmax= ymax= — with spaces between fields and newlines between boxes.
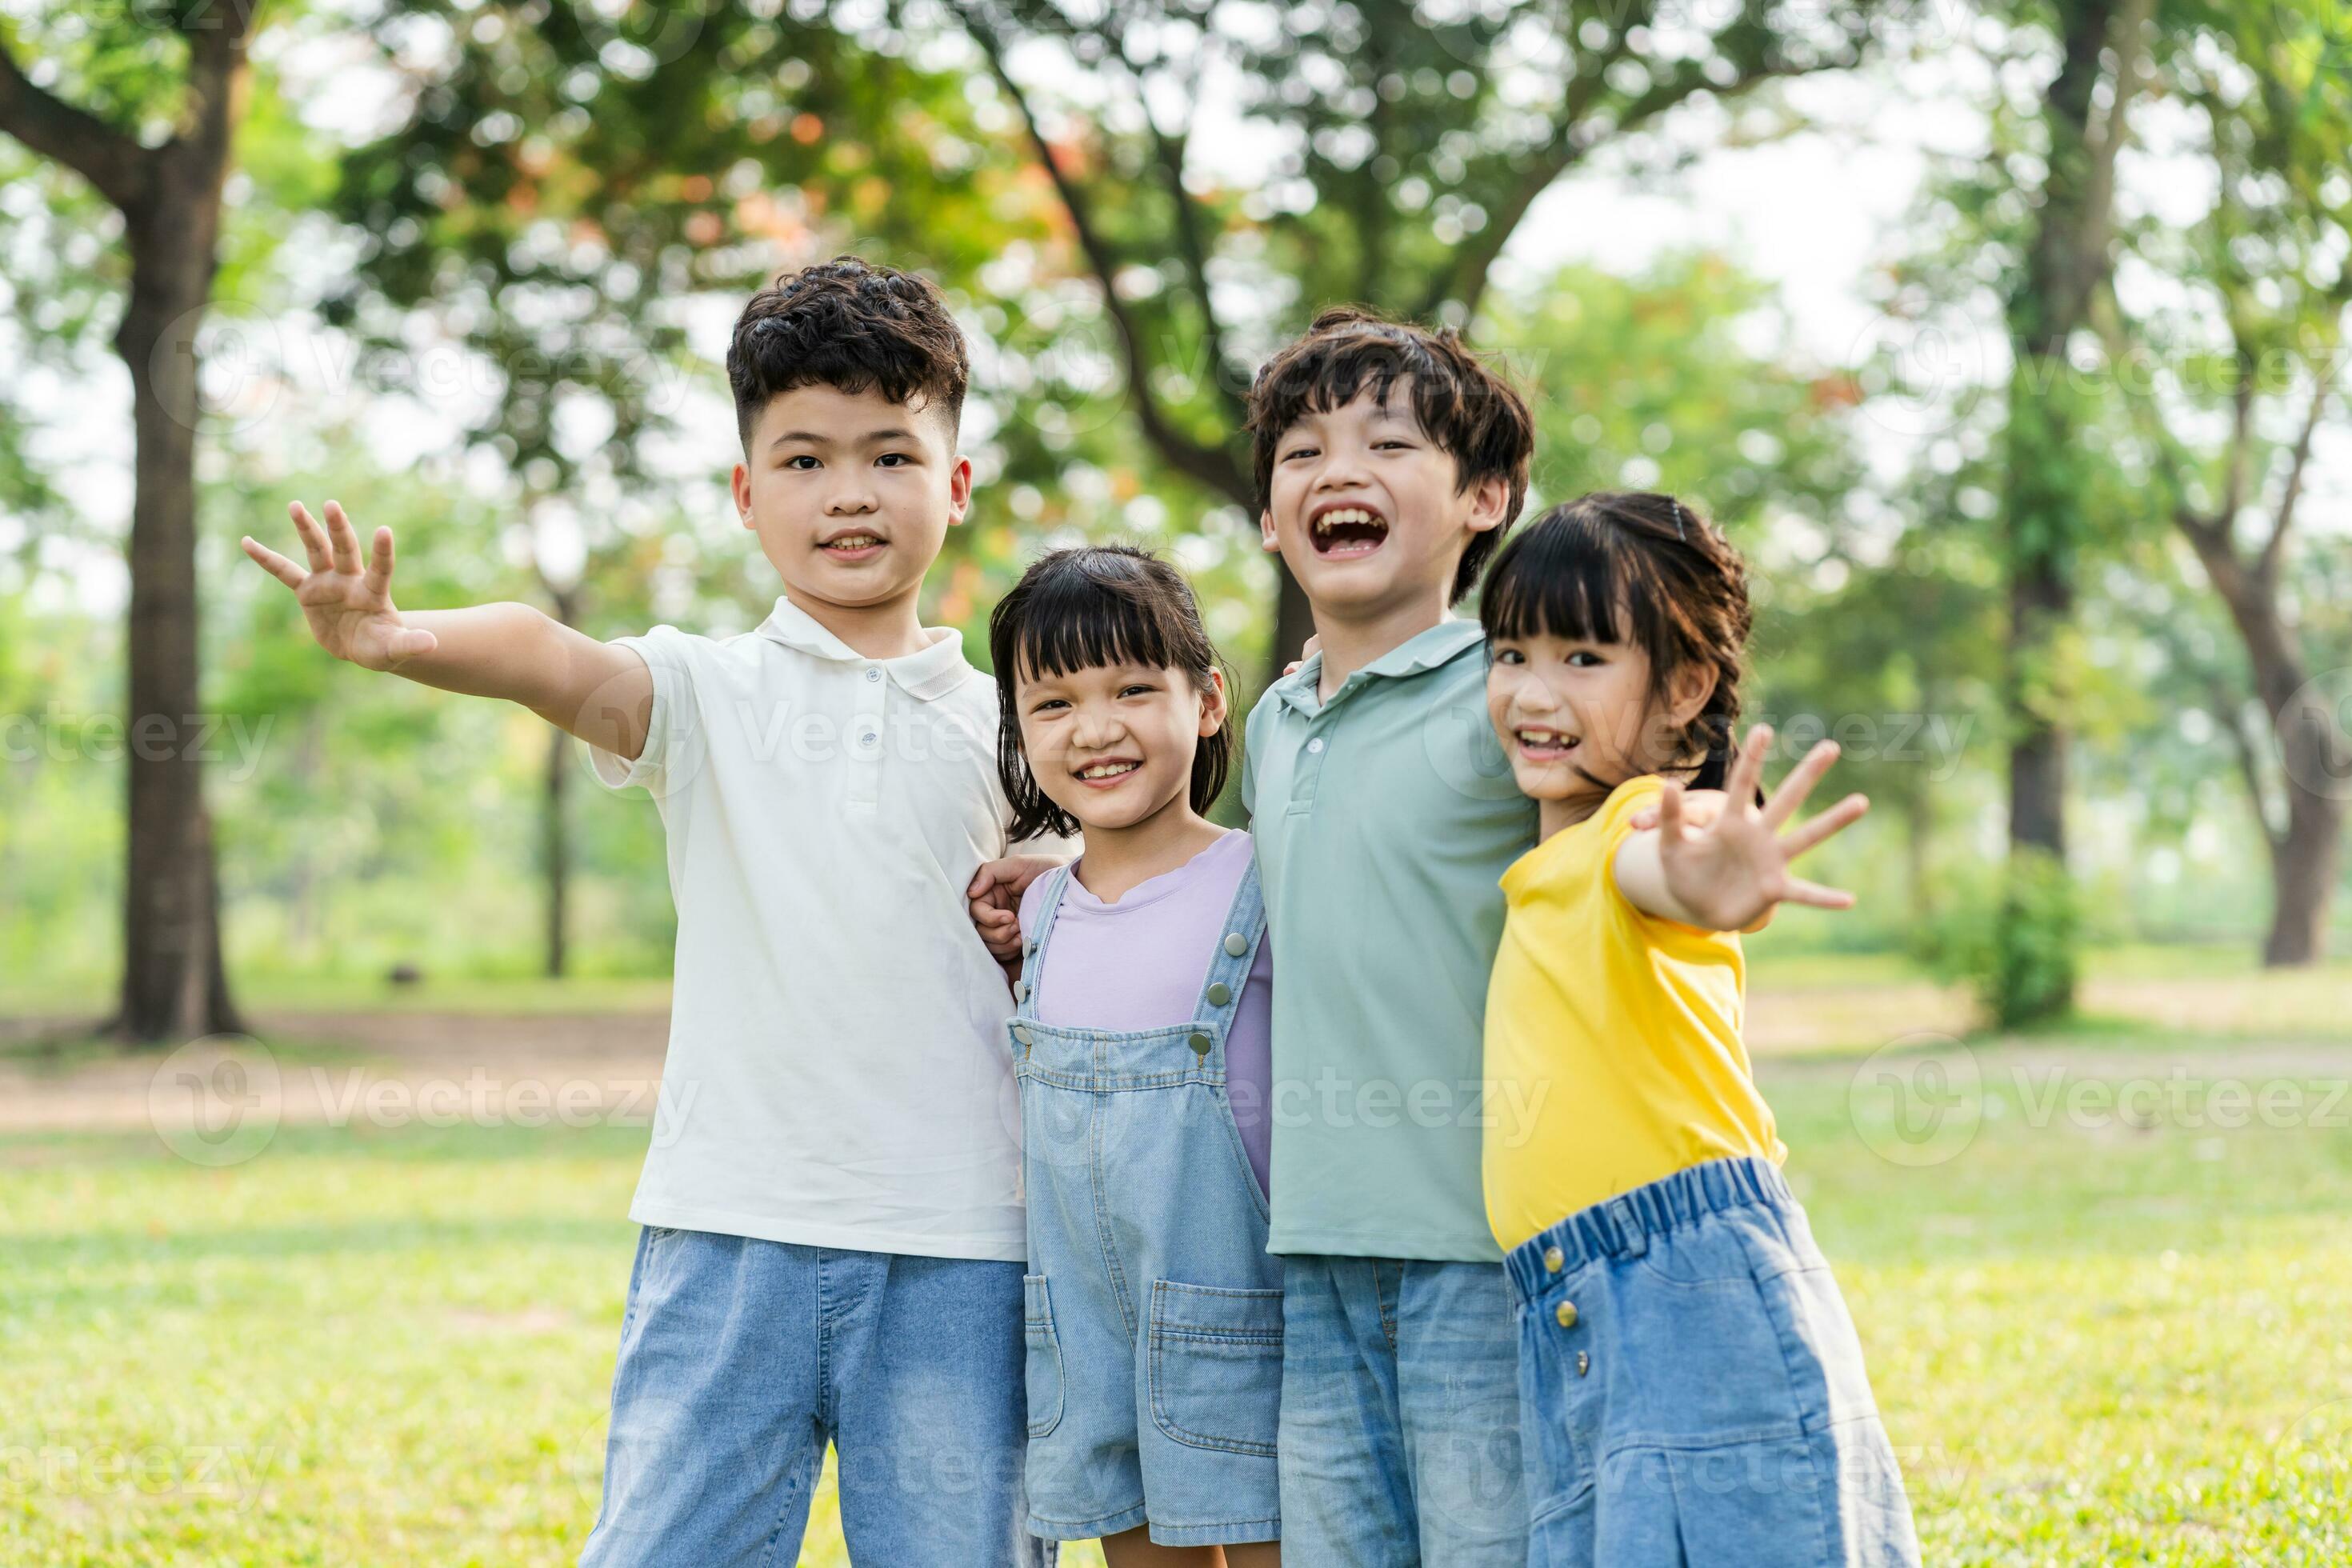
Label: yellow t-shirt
xmin=1482 ymin=776 xmax=1788 ymax=1253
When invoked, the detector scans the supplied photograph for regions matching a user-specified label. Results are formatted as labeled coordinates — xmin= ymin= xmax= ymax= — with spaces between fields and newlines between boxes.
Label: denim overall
xmin=1009 ymin=858 xmax=1284 ymax=1549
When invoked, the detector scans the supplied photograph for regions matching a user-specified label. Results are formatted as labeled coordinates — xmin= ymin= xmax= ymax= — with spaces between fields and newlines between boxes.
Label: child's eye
xmin=785 ymin=455 xmax=819 ymax=470
xmin=1030 ymin=698 xmax=1068 ymax=714
xmin=876 ymin=453 xmax=911 ymax=467
xmin=1118 ymin=683 xmax=1158 ymax=698
xmin=1567 ymin=650 xmax=1605 ymax=668
xmin=1280 ymin=446 xmax=1317 ymax=463
xmin=1490 ymin=647 xmax=1522 ymax=665
xmin=1374 ymin=439 xmax=1414 ymax=451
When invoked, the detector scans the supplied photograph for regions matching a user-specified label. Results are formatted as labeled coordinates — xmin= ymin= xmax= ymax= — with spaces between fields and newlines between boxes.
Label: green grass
xmin=8 ymin=1034 xmax=2352 ymax=1564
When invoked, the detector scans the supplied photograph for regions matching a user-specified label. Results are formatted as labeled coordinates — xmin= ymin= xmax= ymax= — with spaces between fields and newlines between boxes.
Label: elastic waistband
xmin=1503 ymin=1157 xmax=1793 ymax=1304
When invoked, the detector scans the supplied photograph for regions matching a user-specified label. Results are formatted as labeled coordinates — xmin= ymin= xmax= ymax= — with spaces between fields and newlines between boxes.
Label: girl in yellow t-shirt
xmin=1478 ymin=492 xmax=1920 ymax=1567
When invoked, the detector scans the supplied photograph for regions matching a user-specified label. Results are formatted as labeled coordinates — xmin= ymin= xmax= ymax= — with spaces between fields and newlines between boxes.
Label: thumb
xmin=386 ymin=626 xmax=438 ymax=663
xmin=1657 ymin=780 xmax=1686 ymax=842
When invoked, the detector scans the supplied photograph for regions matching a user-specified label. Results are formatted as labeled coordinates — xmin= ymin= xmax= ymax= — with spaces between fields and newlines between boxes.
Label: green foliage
xmin=1913 ymin=848 xmax=2086 ymax=1027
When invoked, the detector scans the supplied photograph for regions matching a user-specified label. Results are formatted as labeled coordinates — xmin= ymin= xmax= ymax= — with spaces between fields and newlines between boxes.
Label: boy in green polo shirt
xmin=1238 ymin=307 xmax=1538 ymax=1564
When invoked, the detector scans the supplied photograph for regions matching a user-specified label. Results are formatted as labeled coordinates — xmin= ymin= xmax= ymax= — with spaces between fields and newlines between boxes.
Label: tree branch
xmin=958 ymin=2 xmax=1250 ymax=505
xmin=2259 ymin=357 xmax=2338 ymax=585
xmin=0 ymin=33 xmax=151 ymax=214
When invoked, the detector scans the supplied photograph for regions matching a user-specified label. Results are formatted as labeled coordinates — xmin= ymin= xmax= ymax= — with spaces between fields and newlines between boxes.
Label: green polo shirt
xmin=1242 ymin=619 xmax=1539 ymax=1262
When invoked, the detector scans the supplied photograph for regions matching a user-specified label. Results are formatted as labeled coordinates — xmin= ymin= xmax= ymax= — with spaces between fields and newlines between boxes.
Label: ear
xmin=1198 ymin=666 xmax=1230 ymax=737
xmin=731 ymin=462 xmax=754 ymax=528
xmin=1259 ymin=508 xmax=1282 ymax=553
xmin=1664 ymin=658 xmax=1716 ymax=733
xmin=1462 ymin=473 xmax=1511 ymax=536
xmin=946 ymin=454 xmax=974 ymax=527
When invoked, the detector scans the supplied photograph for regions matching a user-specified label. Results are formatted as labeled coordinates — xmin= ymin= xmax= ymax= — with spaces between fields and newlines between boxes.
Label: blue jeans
xmin=1505 ymin=1158 xmax=1921 ymax=1567
xmin=1011 ymin=857 xmax=1283 ymax=1546
xmin=1276 ymin=1254 xmax=1528 ymax=1566
xmin=579 ymin=1227 xmax=1052 ymax=1568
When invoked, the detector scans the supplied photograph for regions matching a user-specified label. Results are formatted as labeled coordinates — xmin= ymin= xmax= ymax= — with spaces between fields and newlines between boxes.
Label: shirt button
xmin=1577 ymin=1350 xmax=1590 ymax=1377
xmin=1554 ymin=1299 xmax=1578 ymax=1330
xmin=1187 ymin=1032 xmax=1212 ymax=1056
xmin=1543 ymin=1246 xmax=1565 ymax=1273
xmin=857 ymin=729 xmax=879 ymax=750
xmin=1014 ymin=981 xmax=1028 ymax=1002
xmin=1014 ymin=1023 xmax=1033 ymax=1046
xmin=1223 ymin=933 xmax=1247 ymax=958
xmin=1205 ymin=982 xmax=1232 ymax=1006
xmin=1306 ymin=738 xmax=1325 ymax=754
xmin=865 ymin=667 xmax=881 ymax=682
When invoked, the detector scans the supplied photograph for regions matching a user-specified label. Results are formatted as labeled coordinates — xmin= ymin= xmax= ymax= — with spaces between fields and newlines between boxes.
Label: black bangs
xmin=1000 ymin=550 xmax=1192 ymax=688
xmin=1479 ymin=505 xmax=1635 ymax=648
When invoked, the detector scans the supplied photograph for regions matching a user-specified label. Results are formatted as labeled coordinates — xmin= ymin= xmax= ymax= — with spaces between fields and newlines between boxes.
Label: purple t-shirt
xmin=1018 ymin=830 xmax=1273 ymax=1194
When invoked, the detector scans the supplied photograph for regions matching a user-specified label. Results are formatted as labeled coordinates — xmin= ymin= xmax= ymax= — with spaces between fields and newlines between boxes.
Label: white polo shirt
xmin=592 ymin=594 xmax=1030 ymax=1261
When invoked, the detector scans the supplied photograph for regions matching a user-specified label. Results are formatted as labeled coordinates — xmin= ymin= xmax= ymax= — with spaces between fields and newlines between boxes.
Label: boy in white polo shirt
xmin=242 ymin=258 xmax=1051 ymax=1566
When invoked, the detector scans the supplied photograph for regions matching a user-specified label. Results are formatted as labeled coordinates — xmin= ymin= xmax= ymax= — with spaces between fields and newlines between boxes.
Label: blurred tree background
xmin=1 ymin=0 xmax=2347 ymax=1032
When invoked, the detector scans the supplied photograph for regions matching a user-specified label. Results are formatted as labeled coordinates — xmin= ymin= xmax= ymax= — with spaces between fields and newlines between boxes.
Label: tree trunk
xmin=113 ymin=194 xmax=242 ymax=1042
xmin=2186 ymin=524 xmax=2348 ymax=966
xmin=542 ymin=584 xmax=580 ymax=979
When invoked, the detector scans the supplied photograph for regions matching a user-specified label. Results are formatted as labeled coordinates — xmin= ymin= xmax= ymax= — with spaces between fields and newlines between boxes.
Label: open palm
xmin=242 ymin=501 xmax=438 ymax=670
xmin=1655 ymin=726 xmax=1869 ymax=931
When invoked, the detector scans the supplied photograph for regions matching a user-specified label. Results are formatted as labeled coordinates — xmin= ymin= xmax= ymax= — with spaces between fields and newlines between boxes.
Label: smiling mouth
xmin=1513 ymin=727 xmax=1580 ymax=760
xmin=1073 ymin=759 xmax=1142 ymax=786
xmin=1310 ymin=506 xmax=1389 ymax=558
xmin=822 ymin=533 xmax=885 ymax=554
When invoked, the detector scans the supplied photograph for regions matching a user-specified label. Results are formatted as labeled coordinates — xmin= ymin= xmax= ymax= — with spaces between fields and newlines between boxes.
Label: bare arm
xmin=1613 ymin=728 xmax=1870 ymax=931
xmin=243 ymin=500 xmax=654 ymax=759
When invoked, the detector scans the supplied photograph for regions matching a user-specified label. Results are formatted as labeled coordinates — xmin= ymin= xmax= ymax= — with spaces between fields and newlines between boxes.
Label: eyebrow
xmin=766 ymin=426 xmax=922 ymax=450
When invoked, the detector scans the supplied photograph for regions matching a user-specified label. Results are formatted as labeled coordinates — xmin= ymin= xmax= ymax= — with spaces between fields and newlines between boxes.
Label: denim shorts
xmin=1504 ymin=1158 xmax=1922 ymax=1568
xmin=1010 ymin=860 xmax=1282 ymax=1547
xmin=580 ymin=1226 xmax=1050 ymax=1568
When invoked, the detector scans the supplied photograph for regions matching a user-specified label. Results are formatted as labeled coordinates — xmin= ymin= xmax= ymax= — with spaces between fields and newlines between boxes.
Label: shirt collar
xmin=1272 ymin=618 xmax=1486 ymax=717
xmin=754 ymin=595 xmax=974 ymax=702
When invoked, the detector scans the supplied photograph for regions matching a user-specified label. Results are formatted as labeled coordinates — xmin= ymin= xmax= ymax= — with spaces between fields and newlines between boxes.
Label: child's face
xmin=732 ymin=382 xmax=970 ymax=617
xmin=1015 ymin=660 xmax=1226 ymax=835
xmin=1486 ymin=628 xmax=1705 ymax=806
xmin=1258 ymin=385 xmax=1506 ymax=624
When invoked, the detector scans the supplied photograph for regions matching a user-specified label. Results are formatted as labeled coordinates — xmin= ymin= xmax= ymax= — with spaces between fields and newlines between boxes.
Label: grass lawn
xmin=6 ymin=974 xmax=2352 ymax=1563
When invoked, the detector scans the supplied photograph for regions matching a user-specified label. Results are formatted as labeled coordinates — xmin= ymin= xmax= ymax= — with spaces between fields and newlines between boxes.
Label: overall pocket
xmin=1146 ymin=1279 xmax=1284 ymax=1457
xmin=1022 ymin=1274 xmax=1064 ymax=1440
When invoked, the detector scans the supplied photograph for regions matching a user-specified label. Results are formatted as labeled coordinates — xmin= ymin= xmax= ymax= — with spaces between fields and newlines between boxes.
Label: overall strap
xmin=1013 ymin=860 xmax=1079 ymax=1021
xmin=1190 ymin=849 xmax=1266 ymax=1039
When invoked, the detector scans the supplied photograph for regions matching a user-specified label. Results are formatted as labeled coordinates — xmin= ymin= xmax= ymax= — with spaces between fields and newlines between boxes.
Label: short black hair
xmin=727 ymin=255 xmax=969 ymax=447
xmin=989 ymin=546 xmax=1231 ymax=842
xmin=1246 ymin=306 xmax=1534 ymax=604
xmin=1481 ymin=492 xmax=1753 ymax=792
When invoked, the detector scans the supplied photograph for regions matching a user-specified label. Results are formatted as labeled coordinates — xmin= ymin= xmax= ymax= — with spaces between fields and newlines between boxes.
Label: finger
xmin=289 ymin=502 xmax=333 ymax=572
xmin=324 ymin=500 xmax=364 ymax=574
xmin=1656 ymin=778 xmax=1686 ymax=842
xmin=384 ymin=627 xmax=438 ymax=665
xmin=241 ymin=536 xmax=306 ymax=590
xmin=1627 ymin=806 xmax=1658 ymax=830
xmin=1779 ymin=876 xmax=1856 ymax=910
xmin=363 ymin=525 xmax=398 ymax=598
xmin=1778 ymin=794 xmax=1870 ymax=859
xmin=1762 ymin=739 xmax=1841 ymax=829
xmin=1728 ymin=724 xmax=1772 ymax=806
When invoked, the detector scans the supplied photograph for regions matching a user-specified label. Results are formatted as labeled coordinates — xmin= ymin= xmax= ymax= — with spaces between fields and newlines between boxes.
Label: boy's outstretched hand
xmin=243 ymin=501 xmax=439 ymax=670
xmin=1618 ymin=726 xmax=1869 ymax=933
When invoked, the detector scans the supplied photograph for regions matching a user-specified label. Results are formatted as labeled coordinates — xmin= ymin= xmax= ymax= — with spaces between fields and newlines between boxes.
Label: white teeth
xmin=1312 ymin=507 xmax=1384 ymax=536
xmin=1516 ymin=729 xmax=1576 ymax=749
xmin=1078 ymin=761 xmax=1139 ymax=780
xmin=826 ymin=535 xmax=880 ymax=550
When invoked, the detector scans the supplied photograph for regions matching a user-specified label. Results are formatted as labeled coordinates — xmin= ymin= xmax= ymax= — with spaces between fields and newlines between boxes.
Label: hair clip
xmin=1671 ymin=499 xmax=1688 ymax=541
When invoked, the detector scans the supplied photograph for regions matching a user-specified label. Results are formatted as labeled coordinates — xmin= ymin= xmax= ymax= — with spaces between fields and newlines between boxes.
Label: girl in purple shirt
xmin=988 ymin=546 xmax=1282 ymax=1566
